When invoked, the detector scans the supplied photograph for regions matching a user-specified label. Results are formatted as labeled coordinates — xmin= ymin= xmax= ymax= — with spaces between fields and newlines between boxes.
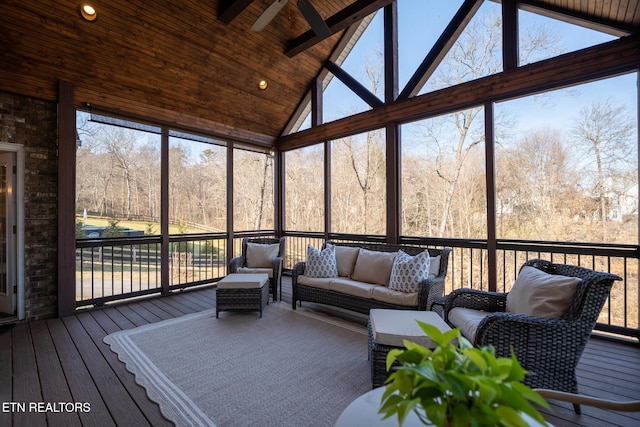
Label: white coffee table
xmin=335 ymin=387 xmax=551 ymax=427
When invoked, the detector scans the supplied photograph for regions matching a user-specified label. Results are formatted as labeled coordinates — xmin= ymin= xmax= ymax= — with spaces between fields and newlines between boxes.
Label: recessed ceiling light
xmin=79 ymin=3 xmax=97 ymax=22
xmin=258 ymin=80 xmax=268 ymax=90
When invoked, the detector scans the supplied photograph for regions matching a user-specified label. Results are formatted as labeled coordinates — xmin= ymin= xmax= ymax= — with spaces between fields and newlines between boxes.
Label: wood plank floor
xmin=1 ymin=277 xmax=639 ymax=427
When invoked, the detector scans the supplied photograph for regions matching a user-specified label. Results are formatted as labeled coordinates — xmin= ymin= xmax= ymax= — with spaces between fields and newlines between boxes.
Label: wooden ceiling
xmin=0 ymin=0 xmax=638 ymax=148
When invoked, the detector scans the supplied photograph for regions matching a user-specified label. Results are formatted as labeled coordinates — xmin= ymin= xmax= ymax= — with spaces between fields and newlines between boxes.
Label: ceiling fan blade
xmin=296 ymin=0 xmax=330 ymax=39
xmin=251 ymin=0 xmax=289 ymax=32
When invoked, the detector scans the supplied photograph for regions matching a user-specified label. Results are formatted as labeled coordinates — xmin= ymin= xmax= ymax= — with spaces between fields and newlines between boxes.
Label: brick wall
xmin=0 ymin=91 xmax=58 ymax=320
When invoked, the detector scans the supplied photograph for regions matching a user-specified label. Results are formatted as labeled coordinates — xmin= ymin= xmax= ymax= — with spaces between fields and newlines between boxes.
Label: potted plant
xmin=378 ymin=321 xmax=551 ymax=427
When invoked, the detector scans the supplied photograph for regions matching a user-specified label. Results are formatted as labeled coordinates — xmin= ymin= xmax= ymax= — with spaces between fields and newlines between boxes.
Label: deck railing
xmin=76 ymin=233 xmax=228 ymax=308
xmin=75 ymin=231 xmax=638 ymax=341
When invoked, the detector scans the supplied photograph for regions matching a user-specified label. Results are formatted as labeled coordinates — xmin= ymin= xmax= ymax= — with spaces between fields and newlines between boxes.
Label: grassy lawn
xmin=78 ymin=216 xmax=207 ymax=235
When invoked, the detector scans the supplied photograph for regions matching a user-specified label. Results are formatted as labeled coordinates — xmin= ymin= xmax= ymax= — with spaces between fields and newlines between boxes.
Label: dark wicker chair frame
xmin=229 ymin=237 xmax=285 ymax=301
xmin=292 ymin=241 xmax=452 ymax=314
xmin=443 ymin=259 xmax=621 ymax=414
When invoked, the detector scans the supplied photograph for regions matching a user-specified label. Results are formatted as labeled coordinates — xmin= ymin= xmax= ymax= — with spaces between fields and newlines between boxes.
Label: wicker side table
xmin=368 ymin=309 xmax=451 ymax=388
xmin=216 ymin=273 xmax=270 ymax=318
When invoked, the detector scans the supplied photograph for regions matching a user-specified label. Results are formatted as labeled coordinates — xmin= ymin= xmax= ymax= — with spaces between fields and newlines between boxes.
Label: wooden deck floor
xmin=1 ymin=278 xmax=639 ymax=427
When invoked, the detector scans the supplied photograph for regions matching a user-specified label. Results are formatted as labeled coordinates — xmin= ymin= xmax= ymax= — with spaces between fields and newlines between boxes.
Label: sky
xmin=319 ymin=0 xmax=638 ymax=141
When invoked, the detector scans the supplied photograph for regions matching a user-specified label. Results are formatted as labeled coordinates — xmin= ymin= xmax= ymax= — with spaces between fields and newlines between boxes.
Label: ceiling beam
xmin=218 ymin=0 xmax=255 ymax=24
xmin=285 ymin=0 xmax=393 ymax=57
xmin=325 ymin=61 xmax=383 ymax=108
xmin=280 ymin=19 xmax=367 ymax=135
xmin=277 ymin=34 xmax=640 ymax=150
xmin=398 ymin=0 xmax=482 ymax=100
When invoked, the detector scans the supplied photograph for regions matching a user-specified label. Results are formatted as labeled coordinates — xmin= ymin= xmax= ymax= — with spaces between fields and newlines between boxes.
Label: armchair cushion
xmin=388 ymin=250 xmax=431 ymax=293
xmin=448 ymin=307 xmax=491 ymax=342
xmin=428 ymin=255 xmax=441 ymax=278
xmin=305 ymin=245 xmax=338 ymax=278
xmin=245 ymin=242 xmax=280 ymax=268
xmin=351 ymin=248 xmax=397 ymax=285
xmin=506 ymin=266 xmax=581 ymax=319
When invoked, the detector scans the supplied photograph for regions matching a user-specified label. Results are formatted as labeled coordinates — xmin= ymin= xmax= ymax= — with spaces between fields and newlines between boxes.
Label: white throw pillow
xmin=351 ymin=249 xmax=397 ymax=286
xmin=305 ymin=245 xmax=338 ymax=278
xmin=245 ymin=242 xmax=280 ymax=268
xmin=506 ymin=265 xmax=581 ymax=318
xmin=388 ymin=250 xmax=431 ymax=293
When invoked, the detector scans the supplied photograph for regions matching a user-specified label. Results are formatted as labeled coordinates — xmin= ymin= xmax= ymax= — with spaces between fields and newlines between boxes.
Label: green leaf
xmin=386 ymin=348 xmax=404 ymax=370
xmin=495 ymin=406 xmax=529 ymax=427
xmin=462 ymin=347 xmax=488 ymax=372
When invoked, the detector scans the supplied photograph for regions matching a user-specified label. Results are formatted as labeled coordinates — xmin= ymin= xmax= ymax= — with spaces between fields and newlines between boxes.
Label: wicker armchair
xmin=443 ymin=259 xmax=621 ymax=414
xmin=229 ymin=237 xmax=285 ymax=301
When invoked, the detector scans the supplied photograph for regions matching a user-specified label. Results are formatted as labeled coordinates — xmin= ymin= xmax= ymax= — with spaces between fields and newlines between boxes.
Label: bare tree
xmin=410 ymin=9 xmax=558 ymax=237
xmin=497 ymin=129 xmax=580 ymax=239
xmin=571 ymin=98 xmax=635 ymax=239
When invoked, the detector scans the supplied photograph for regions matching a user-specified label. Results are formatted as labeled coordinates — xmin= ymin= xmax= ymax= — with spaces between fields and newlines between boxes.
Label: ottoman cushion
xmin=218 ymin=273 xmax=268 ymax=289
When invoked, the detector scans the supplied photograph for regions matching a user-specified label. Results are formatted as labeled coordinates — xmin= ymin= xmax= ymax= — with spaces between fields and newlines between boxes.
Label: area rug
xmin=103 ymin=303 xmax=370 ymax=427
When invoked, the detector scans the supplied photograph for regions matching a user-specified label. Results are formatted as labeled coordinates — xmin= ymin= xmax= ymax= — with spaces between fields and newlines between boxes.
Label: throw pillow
xmin=245 ymin=242 xmax=280 ymax=268
xmin=327 ymin=244 xmax=360 ymax=277
xmin=388 ymin=250 xmax=432 ymax=293
xmin=506 ymin=265 xmax=581 ymax=318
xmin=351 ymin=249 xmax=397 ymax=286
xmin=305 ymin=245 xmax=338 ymax=278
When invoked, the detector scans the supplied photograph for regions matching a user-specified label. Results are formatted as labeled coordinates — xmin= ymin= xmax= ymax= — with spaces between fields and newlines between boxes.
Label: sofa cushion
xmin=237 ymin=267 xmax=273 ymax=278
xmin=448 ymin=307 xmax=491 ymax=342
xmin=351 ymin=249 xmax=397 ymax=285
xmin=388 ymin=250 xmax=431 ymax=293
xmin=246 ymin=242 xmax=280 ymax=268
xmin=506 ymin=266 xmax=581 ymax=318
xmin=327 ymin=244 xmax=360 ymax=277
xmin=297 ymin=275 xmax=332 ymax=290
xmin=305 ymin=245 xmax=338 ymax=278
xmin=328 ymin=278 xmax=377 ymax=299
xmin=371 ymin=286 xmax=419 ymax=307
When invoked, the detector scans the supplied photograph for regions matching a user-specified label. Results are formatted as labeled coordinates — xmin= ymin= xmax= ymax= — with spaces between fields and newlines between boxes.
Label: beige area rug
xmin=103 ymin=303 xmax=370 ymax=427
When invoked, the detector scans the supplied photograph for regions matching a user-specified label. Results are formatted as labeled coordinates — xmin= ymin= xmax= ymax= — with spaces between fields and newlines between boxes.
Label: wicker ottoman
xmin=216 ymin=273 xmax=270 ymax=318
xmin=368 ymin=309 xmax=451 ymax=388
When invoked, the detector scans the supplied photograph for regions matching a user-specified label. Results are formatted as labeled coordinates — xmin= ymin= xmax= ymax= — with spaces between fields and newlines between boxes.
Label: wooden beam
xmin=325 ymin=61 xmax=383 ymax=108
xmin=285 ymin=0 xmax=393 ymax=57
xmin=57 ymin=80 xmax=76 ymax=317
xmin=218 ymin=0 xmax=255 ymax=24
xmin=484 ymin=102 xmax=497 ymax=292
xmin=311 ymin=77 xmax=323 ymax=127
xmin=384 ymin=1 xmax=398 ymax=103
xmin=281 ymin=19 xmax=365 ymax=135
xmin=502 ymin=0 xmax=519 ymax=71
xmin=278 ymin=34 xmax=640 ymax=150
xmin=74 ymin=92 xmax=276 ymax=148
xmin=398 ymin=0 xmax=482 ymax=100
xmin=160 ymin=128 xmax=170 ymax=296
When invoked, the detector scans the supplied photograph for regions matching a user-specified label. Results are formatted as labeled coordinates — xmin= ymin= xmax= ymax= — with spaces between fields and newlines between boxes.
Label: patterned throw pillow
xmin=305 ymin=245 xmax=338 ymax=278
xmin=388 ymin=250 xmax=431 ymax=293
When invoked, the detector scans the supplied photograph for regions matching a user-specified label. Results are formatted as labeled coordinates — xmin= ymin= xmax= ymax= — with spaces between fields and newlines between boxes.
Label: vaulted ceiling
xmin=0 ymin=0 xmax=638 ymax=148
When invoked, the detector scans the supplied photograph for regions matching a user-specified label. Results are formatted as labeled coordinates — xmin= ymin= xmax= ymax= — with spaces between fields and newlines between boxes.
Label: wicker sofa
xmin=292 ymin=241 xmax=451 ymax=315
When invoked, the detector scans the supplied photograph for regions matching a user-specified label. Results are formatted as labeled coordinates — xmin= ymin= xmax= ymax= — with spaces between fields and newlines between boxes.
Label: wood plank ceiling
xmin=0 ymin=0 xmax=638 ymax=148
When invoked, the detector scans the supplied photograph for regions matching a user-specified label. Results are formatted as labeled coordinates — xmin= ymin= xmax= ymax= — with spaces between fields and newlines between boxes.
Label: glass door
xmin=0 ymin=152 xmax=15 ymax=315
